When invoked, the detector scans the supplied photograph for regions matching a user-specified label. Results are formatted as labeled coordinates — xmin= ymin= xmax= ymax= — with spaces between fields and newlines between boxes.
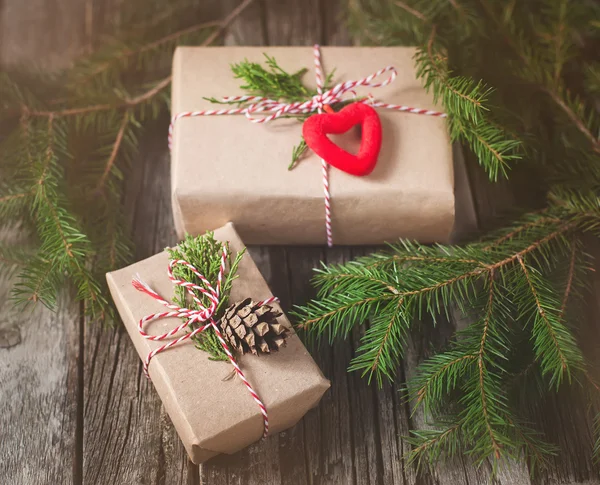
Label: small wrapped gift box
xmin=170 ymin=46 xmax=454 ymax=246
xmin=106 ymin=223 xmax=330 ymax=463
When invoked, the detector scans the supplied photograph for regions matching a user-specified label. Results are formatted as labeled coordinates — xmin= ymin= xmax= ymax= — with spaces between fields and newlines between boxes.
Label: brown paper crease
xmin=171 ymin=46 xmax=454 ymax=245
xmin=107 ymin=223 xmax=330 ymax=463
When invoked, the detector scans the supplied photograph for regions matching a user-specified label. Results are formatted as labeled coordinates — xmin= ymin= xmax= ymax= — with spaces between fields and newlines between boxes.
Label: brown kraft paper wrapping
xmin=106 ymin=223 xmax=330 ymax=464
xmin=171 ymin=46 xmax=454 ymax=245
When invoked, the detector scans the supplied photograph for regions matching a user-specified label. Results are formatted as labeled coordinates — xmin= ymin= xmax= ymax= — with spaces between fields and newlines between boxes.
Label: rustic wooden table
xmin=1 ymin=1 xmax=600 ymax=484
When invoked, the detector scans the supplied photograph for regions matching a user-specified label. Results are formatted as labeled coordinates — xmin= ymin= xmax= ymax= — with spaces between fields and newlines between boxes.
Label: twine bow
xmin=168 ymin=45 xmax=447 ymax=247
xmin=132 ymin=246 xmax=277 ymax=438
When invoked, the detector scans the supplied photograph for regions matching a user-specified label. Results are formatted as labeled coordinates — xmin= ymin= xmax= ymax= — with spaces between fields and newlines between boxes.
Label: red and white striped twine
xmin=168 ymin=45 xmax=447 ymax=247
xmin=132 ymin=246 xmax=278 ymax=439
xmin=313 ymin=45 xmax=333 ymax=247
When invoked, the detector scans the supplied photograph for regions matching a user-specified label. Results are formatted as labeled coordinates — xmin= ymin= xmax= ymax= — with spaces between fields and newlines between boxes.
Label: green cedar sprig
xmin=206 ymin=54 xmax=340 ymax=168
xmin=205 ymin=53 xmax=336 ymax=106
xmin=231 ymin=54 xmax=312 ymax=102
xmin=167 ymin=232 xmax=245 ymax=361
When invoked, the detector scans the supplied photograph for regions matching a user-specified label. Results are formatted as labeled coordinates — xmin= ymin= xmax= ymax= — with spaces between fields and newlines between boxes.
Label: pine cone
xmin=217 ymin=298 xmax=289 ymax=355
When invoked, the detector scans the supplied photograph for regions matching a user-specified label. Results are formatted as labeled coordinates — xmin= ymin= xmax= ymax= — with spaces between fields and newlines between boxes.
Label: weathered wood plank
xmin=296 ymin=247 xmax=358 ymax=485
xmin=0 ymin=1 xmax=93 ymax=483
xmin=222 ymin=0 xmax=267 ymax=46
xmin=4 ymin=0 xmax=598 ymax=484
xmin=0 ymin=0 xmax=89 ymax=68
xmin=350 ymin=246 xmax=418 ymax=485
xmin=375 ymin=378 xmax=415 ymax=485
xmin=0 ymin=251 xmax=79 ymax=484
xmin=334 ymin=246 xmax=384 ymax=485
xmin=264 ymin=0 xmax=324 ymax=46
xmin=322 ymin=0 xmax=352 ymax=46
xmin=260 ymin=246 xmax=309 ymax=485
xmin=81 ymin=127 xmax=193 ymax=485
xmin=347 ymin=296 xmax=385 ymax=485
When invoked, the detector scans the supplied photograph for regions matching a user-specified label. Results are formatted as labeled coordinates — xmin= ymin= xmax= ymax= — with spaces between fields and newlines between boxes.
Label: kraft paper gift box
xmin=106 ymin=223 xmax=330 ymax=464
xmin=170 ymin=46 xmax=454 ymax=245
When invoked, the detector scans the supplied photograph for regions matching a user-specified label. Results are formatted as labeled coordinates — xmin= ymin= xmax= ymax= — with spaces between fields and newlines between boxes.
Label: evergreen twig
xmin=207 ymin=53 xmax=340 ymax=168
xmin=0 ymin=0 xmax=254 ymax=321
xmin=299 ymin=0 xmax=600 ymax=474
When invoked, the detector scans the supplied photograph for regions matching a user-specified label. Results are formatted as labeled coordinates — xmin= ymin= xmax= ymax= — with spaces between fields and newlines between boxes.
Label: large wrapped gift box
xmin=106 ymin=223 xmax=330 ymax=463
xmin=170 ymin=46 xmax=454 ymax=245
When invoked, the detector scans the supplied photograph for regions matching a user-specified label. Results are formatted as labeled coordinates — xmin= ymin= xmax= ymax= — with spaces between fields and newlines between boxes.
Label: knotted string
xmin=132 ymin=246 xmax=278 ymax=438
xmin=168 ymin=45 xmax=447 ymax=246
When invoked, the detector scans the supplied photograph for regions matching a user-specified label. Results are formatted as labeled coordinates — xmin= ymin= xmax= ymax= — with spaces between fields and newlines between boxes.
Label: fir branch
xmin=315 ymin=271 xmax=401 ymax=294
xmin=0 ymin=192 xmax=28 ymax=203
xmin=12 ymin=257 xmax=62 ymax=309
xmin=413 ymin=351 xmax=476 ymax=409
xmin=559 ymin=242 xmax=577 ymax=319
xmin=517 ymin=255 xmax=583 ymax=386
xmin=481 ymin=213 xmax=562 ymax=251
xmin=74 ymin=265 xmax=111 ymax=321
xmin=10 ymin=116 xmax=96 ymax=312
xmin=476 ymin=272 xmax=502 ymax=459
xmin=0 ymin=1 xmax=251 ymax=322
xmin=0 ymin=188 xmax=31 ymax=222
xmin=296 ymin=294 xmax=396 ymax=334
xmin=304 ymin=218 xmax=576 ymax=330
xmin=33 ymin=117 xmax=85 ymax=262
xmin=458 ymin=119 xmax=520 ymax=180
xmin=477 ymin=0 xmax=600 ymax=155
xmin=29 ymin=75 xmax=172 ymax=118
xmin=550 ymin=0 xmax=569 ymax=84
xmin=342 ymin=0 xmax=600 ymax=473
xmin=360 ymin=252 xmax=482 ymax=270
xmin=96 ymin=111 xmax=129 ymax=191
xmin=542 ymin=85 xmax=600 ymax=154
xmin=415 ymin=28 xmax=522 ymax=180
xmin=508 ymin=418 xmax=557 ymax=474
xmin=71 ymin=0 xmax=255 ymax=91
xmin=74 ymin=20 xmax=221 ymax=84
xmin=406 ymin=421 xmax=463 ymax=471
xmin=419 ymin=28 xmax=489 ymax=124
xmin=585 ymin=64 xmax=600 ymax=97
xmin=348 ymin=297 xmax=408 ymax=384
xmin=297 ymin=208 xmax=593 ymax=469
xmin=395 ymin=1 xmax=427 ymax=21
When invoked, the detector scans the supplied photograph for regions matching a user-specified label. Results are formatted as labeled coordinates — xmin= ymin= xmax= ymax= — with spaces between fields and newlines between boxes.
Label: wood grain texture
xmin=0 ymin=0 xmax=90 ymax=68
xmin=0 ymin=252 xmax=79 ymax=484
xmin=264 ymin=0 xmax=324 ymax=46
xmin=2 ymin=0 xmax=599 ymax=484
xmin=222 ymin=0 xmax=267 ymax=46
xmin=81 ymin=128 xmax=193 ymax=485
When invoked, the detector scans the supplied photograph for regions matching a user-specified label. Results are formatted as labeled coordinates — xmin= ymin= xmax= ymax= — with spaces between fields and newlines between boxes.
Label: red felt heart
xmin=302 ymin=102 xmax=382 ymax=177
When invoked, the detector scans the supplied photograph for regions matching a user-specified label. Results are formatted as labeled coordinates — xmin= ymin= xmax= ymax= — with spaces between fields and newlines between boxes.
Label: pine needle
xmin=0 ymin=0 xmax=253 ymax=323
xmin=296 ymin=205 xmax=598 ymax=471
